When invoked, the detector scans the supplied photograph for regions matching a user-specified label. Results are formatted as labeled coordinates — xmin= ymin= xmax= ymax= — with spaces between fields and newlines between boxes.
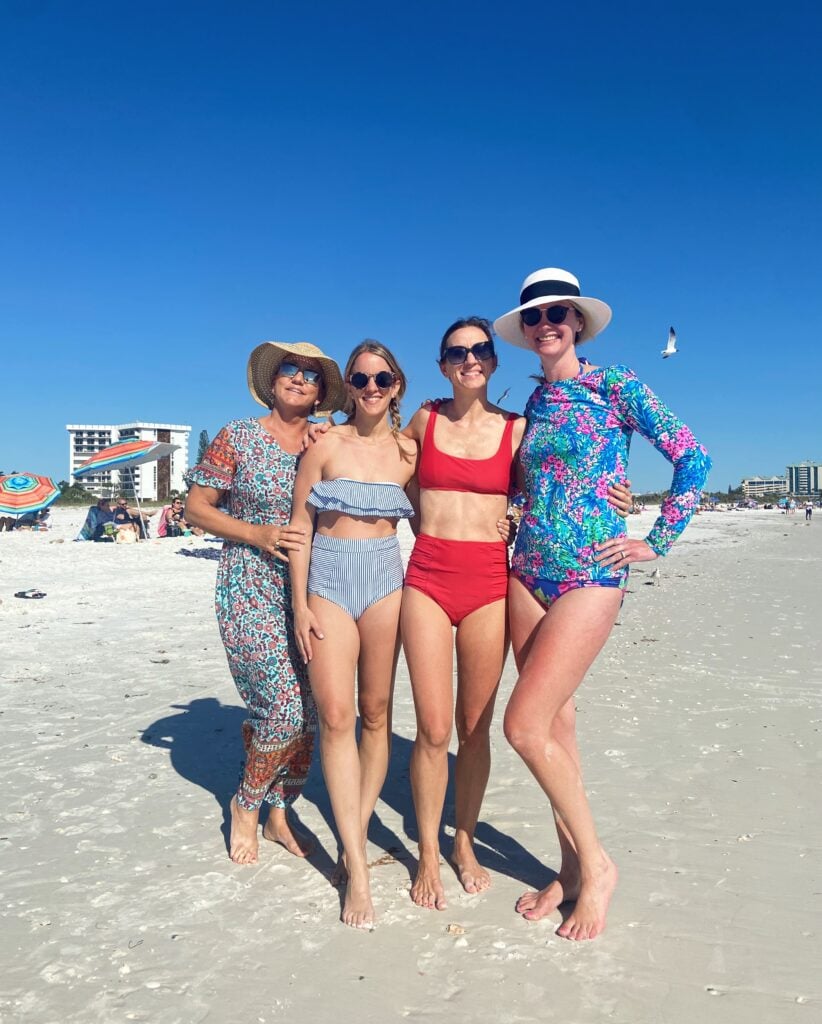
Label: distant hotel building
xmin=66 ymin=421 xmax=191 ymax=500
xmin=786 ymin=461 xmax=822 ymax=497
xmin=742 ymin=475 xmax=788 ymax=498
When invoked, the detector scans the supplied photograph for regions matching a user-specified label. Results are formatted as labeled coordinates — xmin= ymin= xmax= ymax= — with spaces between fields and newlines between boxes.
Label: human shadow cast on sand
xmin=140 ymin=697 xmax=330 ymax=877
xmin=141 ymin=700 xmax=551 ymax=892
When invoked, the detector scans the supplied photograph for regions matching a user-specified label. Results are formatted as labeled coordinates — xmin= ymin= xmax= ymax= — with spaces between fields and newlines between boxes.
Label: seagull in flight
xmin=661 ymin=326 xmax=677 ymax=359
xmin=497 ymin=387 xmax=511 ymax=404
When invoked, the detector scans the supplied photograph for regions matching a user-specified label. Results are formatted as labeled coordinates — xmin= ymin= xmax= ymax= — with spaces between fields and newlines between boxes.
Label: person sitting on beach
xmin=111 ymin=495 xmax=154 ymax=539
xmin=89 ymin=498 xmax=117 ymax=542
xmin=76 ymin=497 xmax=112 ymax=541
xmin=13 ymin=509 xmax=51 ymax=531
xmin=161 ymin=498 xmax=204 ymax=537
xmin=111 ymin=496 xmax=142 ymax=540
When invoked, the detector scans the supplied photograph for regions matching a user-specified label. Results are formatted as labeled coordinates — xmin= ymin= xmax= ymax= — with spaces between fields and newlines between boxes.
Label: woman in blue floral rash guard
xmin=493 ymin=267 xmax=711 ymax=941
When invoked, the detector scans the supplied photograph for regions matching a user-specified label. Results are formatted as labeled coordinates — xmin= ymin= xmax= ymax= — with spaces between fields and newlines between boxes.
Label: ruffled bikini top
xmin=307 ymin=478 xmax=414 ymax=519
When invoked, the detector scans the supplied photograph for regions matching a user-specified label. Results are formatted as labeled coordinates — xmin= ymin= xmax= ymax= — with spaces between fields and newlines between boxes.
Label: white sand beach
xmin=1 ymin=507 xmax=819 ymax=1023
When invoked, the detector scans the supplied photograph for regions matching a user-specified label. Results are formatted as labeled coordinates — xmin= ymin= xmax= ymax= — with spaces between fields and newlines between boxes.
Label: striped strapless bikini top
xmin=307 ymin=478 xmax=414 ymax=519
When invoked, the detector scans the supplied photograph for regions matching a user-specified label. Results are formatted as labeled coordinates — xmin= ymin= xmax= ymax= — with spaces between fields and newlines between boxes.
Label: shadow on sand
xmin=141 ymin=697 xmax=552 ymax=893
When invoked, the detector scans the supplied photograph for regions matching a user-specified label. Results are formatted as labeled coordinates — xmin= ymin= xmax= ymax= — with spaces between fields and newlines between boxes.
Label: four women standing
xmin=192 ymin=267 xmax=709 ymax=938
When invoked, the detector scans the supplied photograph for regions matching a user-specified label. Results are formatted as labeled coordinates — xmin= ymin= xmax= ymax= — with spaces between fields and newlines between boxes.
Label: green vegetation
xmin=55 ymin=480 xmax=96 ymax=505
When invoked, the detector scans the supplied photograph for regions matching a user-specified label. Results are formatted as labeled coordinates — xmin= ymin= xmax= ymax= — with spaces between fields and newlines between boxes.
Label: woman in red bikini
xmin=401 ymin=316 xmax=522 ymax=910
xmin=401 ymin=317 xmax=632 ymax=912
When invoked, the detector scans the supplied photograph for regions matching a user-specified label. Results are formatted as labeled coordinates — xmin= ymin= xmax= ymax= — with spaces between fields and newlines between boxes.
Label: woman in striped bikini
xmin=289 ymin=340 xmax=417 ymax=930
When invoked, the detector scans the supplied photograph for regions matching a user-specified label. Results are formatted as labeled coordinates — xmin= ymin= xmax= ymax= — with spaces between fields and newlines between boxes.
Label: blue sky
xmin=1 ymin=0 xmax=819 ymax=493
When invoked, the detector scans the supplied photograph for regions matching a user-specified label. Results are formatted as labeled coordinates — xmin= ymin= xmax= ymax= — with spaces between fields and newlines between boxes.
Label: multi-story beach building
xmin=741 ymin=475 xmax=789 ymax=498
xmin=786 ymin=461 xmax=822 ymax=497
xmin=66 ymin=421 xmax=191 ymax=500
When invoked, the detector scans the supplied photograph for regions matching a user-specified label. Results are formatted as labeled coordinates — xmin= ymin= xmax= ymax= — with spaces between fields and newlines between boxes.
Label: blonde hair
xmin=343 ymin=339 xmax=410 ymax=457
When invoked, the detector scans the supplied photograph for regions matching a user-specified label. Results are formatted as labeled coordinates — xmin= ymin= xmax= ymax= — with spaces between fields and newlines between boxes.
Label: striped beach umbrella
xmin=73 ymin=439 xmax=179 ymax=476
xmin=0 ymin=473 xmax=61 ymax=516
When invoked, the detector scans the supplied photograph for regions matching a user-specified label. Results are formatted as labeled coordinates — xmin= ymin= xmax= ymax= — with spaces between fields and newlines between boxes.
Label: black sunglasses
xmin=520 ymin=305 xmax=577 ymax=327
xmin=442 ymin=340 xmax=495 ymax=365
xmin=279 ymin=361 xmax=322 ymax=387
xmin=348 ymin=371 xmax=396 ymax=390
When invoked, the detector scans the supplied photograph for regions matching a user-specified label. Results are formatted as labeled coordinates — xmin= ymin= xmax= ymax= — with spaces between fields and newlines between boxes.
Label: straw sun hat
xmin=247 ymin=341 xmax=347 ymax=417
xmin=493 ymin=267 xmax=613 ymax=347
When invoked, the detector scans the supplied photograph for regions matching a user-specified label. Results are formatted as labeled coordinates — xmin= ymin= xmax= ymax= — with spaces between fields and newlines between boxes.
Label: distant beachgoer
xmin=14 ymin=509 xmax=50 ymax=531
xmin=185 ymin=341 xmax=347 ymax=865
xmin=494 ymin=267 xmax=711 ymax=940
xmin=111 ymin=496 xmax=142 ymax=540
xmin=112 ymin=495 xmax=154 ymax=539
xmin=289 ymin=340 xmax=416 ymax=929
xmin=805 ymin=502 xmax=813 ymax=521
xmin=92 ymin=498 xmax=116 ymax=542
xmin=76 ymin=497 xmax=113 ymax=541
xmin=161 ymin=498 xmax=204 ymax=537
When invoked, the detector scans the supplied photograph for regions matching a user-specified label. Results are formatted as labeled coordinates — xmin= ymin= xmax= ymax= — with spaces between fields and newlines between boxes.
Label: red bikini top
xmin=417 ymin=402 xmax=516 ymax=496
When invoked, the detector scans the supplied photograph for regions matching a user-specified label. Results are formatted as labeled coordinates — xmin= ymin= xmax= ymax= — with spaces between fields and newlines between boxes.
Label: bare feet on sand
xmin=515 ymin=862 xmax=580 ymax=920
xmin=411 ymin=852 xmax=448 ymax=910
xmin=451 ymin=836 xmax=491 ymax=895
xmin=342 ymin=867 xmax=375 ymax=929
xmin=262 ymin=808 xmax=314 ymax=857
xmin=516 ymin=854 xmax=617 ymax=941
xmin=229 ymin=796 xmax=259 ymax=865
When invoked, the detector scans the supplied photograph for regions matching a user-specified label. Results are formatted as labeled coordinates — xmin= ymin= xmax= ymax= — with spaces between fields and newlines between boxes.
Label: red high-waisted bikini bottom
xmin=404 ymin=533 xmax=509 ymax=626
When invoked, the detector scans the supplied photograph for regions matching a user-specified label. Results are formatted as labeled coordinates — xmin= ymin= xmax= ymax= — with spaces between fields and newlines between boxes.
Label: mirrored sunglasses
xmin=442 ymin=340 xmax=495 ymax=365
xmin=348 ymin=371 xmax=396 ymax=390
xmin=279 ymin=361 xmax=322 ymax=387
xmin=520 ymin=305 xmax=576 ymax=327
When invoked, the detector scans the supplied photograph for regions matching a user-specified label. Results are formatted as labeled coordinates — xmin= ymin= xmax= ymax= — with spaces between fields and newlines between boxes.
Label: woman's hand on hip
xmin=594 ymin=537 xmax=657 ymax=569
xmin=293 ymin=607 xmax=324 ymax=663
xmin=254 ymin=523 xmax=306 ymax=561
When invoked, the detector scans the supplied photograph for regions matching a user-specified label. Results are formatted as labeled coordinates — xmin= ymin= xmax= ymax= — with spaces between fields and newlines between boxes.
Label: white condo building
xmin=66 ymin=422 xmax=192 ymax=500
xmin=741 ymin=475 xmax=789 ymax=498
xmin=786 ymin=461 xmax=822 ymax=497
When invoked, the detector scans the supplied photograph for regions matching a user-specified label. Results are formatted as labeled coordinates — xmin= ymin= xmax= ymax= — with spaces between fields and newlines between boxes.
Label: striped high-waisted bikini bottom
xmin=307 ymin=533 xmax=404 ymax=621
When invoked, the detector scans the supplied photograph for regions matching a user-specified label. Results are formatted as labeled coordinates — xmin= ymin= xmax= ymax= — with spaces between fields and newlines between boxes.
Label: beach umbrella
xmin=73 ymin=439 xmax=179 ymax=477
xmin=0 ymin=473 xmax=61 ymax=516
xmin=74 ymin=440 xmax=180 ymax=532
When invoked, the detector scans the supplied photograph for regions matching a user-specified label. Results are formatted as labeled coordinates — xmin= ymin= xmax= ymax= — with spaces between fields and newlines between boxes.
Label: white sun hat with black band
xmin=493 ymin=267 xmax=612 ymax=347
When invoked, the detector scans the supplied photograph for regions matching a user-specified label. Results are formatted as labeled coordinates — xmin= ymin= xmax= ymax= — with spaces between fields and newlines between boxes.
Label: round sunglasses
xmin=442 ymin=340 xmax=495 ymax=365
xmin=278 ymin=361 xmax=322 ymax=387
xmin=348 ymin=371 xmax=396 ymax=390
xmin=520 ymin=305 xmax=577 ymax=327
